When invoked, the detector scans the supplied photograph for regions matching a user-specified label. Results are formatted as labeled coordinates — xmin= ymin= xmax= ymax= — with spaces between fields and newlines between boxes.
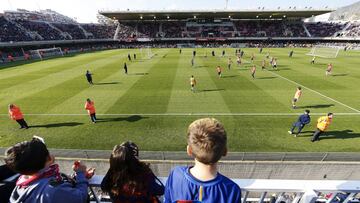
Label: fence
xmin=88 ymin=175 xmax=360 ymax=203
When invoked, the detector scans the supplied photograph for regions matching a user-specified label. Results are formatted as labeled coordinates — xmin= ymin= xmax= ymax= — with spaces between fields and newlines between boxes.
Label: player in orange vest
xmin=85 ymin=99 xmax=96 ymax=123
xmin=311 ymin=113 xmax=333 ymax=142
xmin=8 ymin=104 xmax=29 ymax=129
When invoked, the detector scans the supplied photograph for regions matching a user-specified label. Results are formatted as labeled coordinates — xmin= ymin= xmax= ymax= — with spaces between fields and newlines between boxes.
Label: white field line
xmin=240 ymin=58 xmax=360 ymax=113
xmin=0 ymin=113 xmax=360 ymax=116
xmin=265 ymin=69 xmax=360 ymax=113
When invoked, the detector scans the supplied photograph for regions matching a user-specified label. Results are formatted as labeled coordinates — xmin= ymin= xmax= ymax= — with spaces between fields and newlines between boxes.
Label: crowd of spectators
xmin=1 ymin=118 xmax=241 ymax=203
xmin=81 ymin=24 xmax=116 ymax=39
xmin=0 ymin=17 xmax=116 ymax=42
xmin=0 ymin=17 xmax=33 ymax=42
xmin=234 ymin=21 xmax=259 ymax=37
xmin=51 ymin=23 xmax=86 ymax=39
xmin=284 ymin=23 xmax=308 ymax=37
xmin=305 ymin=22 xmax=347 ymax=37
xmin=16 ymin=20 xmax=66 ymax=40
xmin=1 ymin=16 xmax=360 ymax=43
xmin=161 ymin=21 xmax=185 ymax=38
xmin=344 ymin=22 xmax=360 ymax=37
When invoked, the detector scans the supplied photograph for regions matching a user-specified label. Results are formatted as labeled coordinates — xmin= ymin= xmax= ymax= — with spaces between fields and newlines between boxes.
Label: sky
xmin=1 ymin=0 xmax=359 ymax=23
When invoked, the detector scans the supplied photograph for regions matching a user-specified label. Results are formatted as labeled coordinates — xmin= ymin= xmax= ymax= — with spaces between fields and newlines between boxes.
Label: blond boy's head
xmin=187 ymin=118 xmax=227 ymax=165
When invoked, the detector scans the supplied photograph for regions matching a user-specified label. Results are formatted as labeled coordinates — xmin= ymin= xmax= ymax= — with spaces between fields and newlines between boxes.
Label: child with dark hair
xmin=101 ymin=141 xmax=164 ymax=203
xmin=5 ymin=137 xmax=92 ymax=203
xmin=164 ymin=118 xmax=241 ymax=203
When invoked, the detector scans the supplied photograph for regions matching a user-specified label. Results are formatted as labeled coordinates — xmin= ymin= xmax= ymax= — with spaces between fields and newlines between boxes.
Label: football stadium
xmin=1 ymin=0 xmax=360 ymax=202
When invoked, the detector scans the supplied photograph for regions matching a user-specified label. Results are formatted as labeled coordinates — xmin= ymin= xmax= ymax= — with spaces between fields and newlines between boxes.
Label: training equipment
xmin=306 ymin=45 xmax=342 ymax=58
xmin=29 ymin=47 xmax=64 ymax=60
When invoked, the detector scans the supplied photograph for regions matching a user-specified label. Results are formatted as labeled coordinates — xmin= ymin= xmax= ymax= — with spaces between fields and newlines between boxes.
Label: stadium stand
xmin=81 ymin=24 xmax=116 ymax=39
xmin=0 ymin=16 xmax=33 ymax=42
xmin=1 ymin=9 xmax=360 ymax=44
xmin=15 ymin=20 xmax=66 ymax=40
xmin=305 ymin=22 xmax=347 ymax=37
xmin=344 ymin=22 xmax=360 ymax=37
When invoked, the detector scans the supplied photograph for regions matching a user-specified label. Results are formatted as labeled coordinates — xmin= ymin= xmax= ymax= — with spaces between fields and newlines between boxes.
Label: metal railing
xmin=88 ymin=175 xmax=360 ymax=203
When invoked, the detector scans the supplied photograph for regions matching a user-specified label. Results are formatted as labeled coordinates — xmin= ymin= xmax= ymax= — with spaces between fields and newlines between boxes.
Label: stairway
xmin=78 ymin=24 xmax=93 ymax=39
xmin=303 ymin=24 xmax=311 ymax=37
xmin=46 ymin=22 xmax=72 ymax=39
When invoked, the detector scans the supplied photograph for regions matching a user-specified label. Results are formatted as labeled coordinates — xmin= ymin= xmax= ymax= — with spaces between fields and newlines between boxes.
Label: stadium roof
xmin=99 ymin=9 xmax=333 ymax=21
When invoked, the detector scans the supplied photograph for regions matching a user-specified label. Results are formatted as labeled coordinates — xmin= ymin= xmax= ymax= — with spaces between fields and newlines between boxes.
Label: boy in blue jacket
xmin=288 ymin=110 xmax=311 ymax=137
xmin=164 ymin=118 xmax=241 ymax=203
xmin=5 ymin=137 xmax=92 ymax=203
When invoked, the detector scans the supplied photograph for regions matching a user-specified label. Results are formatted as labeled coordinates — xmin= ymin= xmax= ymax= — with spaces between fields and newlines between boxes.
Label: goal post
xmin=29 ymin=47 xmax=63 ymax=60
xmin=306 ymin=45 xmax=342 ymax=58
xmin=140 ymin=46 xmax=154 ymax=59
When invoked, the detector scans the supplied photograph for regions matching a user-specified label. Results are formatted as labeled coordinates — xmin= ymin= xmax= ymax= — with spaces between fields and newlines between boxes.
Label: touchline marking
xmin=239 ymin=58 xmax=360 ymax=113
xmin=0 ymin=113 xmax=360 ymax=116
xmin=265 ymin=70 xmax=360 ymax=113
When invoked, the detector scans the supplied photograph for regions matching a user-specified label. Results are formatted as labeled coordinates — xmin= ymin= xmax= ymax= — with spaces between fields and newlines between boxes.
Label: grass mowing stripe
xmin=265 ymin=69 xmax=360 ymax=113
xmin=2 ymin=48 xmax=360 ymax=152
xmin=0 ymin=52 xmax=126 ymax=110
xmin=166 ymin=51 xmax=231 ymax=113
xmin=48 ymin=50 xmax=167 ymax=114
xmin=105 ymin=49 xmax=176 ymax=114
xmin=0 ymin=50 xmax=124 ymax=80
xmin=203 ymin=55 xmax=291 ymax=112
xmin=240 ymin=57 xmax=359 ymax=113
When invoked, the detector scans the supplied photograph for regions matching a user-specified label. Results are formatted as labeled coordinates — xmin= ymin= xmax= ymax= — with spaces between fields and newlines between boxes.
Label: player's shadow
xmin=257 ymin=76 xmax=277 ymax=80
xmin=198 ymin=88 xmax=225 ymax=92
xmin=299 ymin=104 xmax=335 ymax=109
xmin=196 ymin=65 xmax=209 ymax=68
xmin=320 ymin=130 xmax=360 ymax=140
xmin=97 ymin=115 xmax=148 ymax=123
xmin=30 ymin=122 xmax=84 ymax=128
xmin=95 ymin=82 xmax=120 ymax=85
xmin=129 ymin=73 xmax=149 ymax=76
xmin=332 ymin=73 xmax=348 ymax=77
xmin=296 ymin=131 xmax=314 ymax=136
xmin=222 ymin=75 xmax=237 ymax=78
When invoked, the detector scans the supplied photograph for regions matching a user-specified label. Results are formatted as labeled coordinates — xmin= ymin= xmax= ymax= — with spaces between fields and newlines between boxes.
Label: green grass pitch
xmin=0 ymin=47 xmax=360 ymax=152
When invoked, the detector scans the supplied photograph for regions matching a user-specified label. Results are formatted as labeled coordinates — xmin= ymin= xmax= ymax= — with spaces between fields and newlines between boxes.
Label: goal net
xmin=140 ymin=46 xmax=154 ymax=59
xmin=29 ymin=47 xmax=63 ymax=60
xmin=306 ymin=45 xmax=342 ymax=58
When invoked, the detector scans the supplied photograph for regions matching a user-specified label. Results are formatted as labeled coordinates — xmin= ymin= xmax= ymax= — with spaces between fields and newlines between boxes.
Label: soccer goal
xmin=306 ymin=45 xmax=342 ymax=58
xmin=29 ymin=47 xmax=63 ymax=60
xmin=140 ymin=46 xmax=154 ymax=59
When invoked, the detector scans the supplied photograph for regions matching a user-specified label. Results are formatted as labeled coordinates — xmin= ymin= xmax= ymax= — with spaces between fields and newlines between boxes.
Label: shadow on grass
xmin=257 ymin=76 xmax=277 ymax=80
xmin=321 ymin=130 xmax=360 ymax=140
xmin=129 ymin=73 xmax=149 ymax=76
xmin=97 ymin=115 xmax=148 ymax=123
xmin=198 ymin=88 xmax=225 ymax=93
xmin=31 ymin=122 xmax=84 ymax=128
xmin=95 ymin=82 xmax=120 ymax=85
xmin=332 ymin=73 xmax=348 ymax=77
xmin=196 ymin=65 xmax=209 ymax=68
xmin=299 ymin=104 xmax=335 ymax=109
xmin=222 ymin=75 xmax=237 ymax=78
xmin=268 ymin=67 xmax=291 ymax=71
